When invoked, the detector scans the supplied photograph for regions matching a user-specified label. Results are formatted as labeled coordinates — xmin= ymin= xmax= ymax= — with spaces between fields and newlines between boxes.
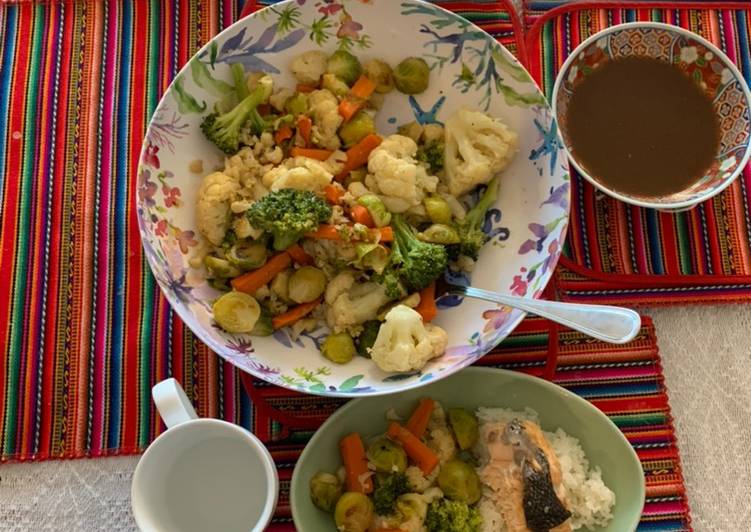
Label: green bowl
xmin=290 ymin=367 xmax=645 ymax=532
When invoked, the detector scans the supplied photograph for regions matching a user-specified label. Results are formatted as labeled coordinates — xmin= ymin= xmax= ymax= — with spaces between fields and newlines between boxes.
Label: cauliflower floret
xmin=406 ymin=465 xmax=439 ymax=493
xmin=426 ymin=426 xmax=457 ymax=464
xmin=367 ymin=135 xmax=439 ymax=213
xmin=290 ymin=50 xmax=328 ymax=86
xmin=261 ymin=156 xmax=334 ymax=193
xmin=232 ymin=216 xmax=263 ymax=240
xmin=269 ymin=87 xmax=293 ymax=112
xmin=196 ymin=171 xmax=240 ymax=245
xmin=324 ymin=271 xmax=392 ymax=333
xmin=308 ymin=89 xmax=343 ymax=150
xmin=444 ymin=108 xmax=518 ymax=196
xmin=370 ymin=305 xmax=448 ymax=373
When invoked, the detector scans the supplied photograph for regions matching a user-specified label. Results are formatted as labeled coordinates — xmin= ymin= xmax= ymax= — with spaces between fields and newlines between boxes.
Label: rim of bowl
xmin=135 ymin=0 xmax=570 ymax=398
xmin=289 ymin=366 xmax=646 ymax=532
xmin=551 ymin=21 xmax=751 ymax=211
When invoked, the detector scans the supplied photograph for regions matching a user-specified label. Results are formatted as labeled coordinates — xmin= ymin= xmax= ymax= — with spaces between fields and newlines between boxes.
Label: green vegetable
xmin=326 ymin=50 xmax=363 ymax=86
xmin=355 ymin=243 xmax=390 ymax=274
xmin=423 ymin=196 xmax=453 ymax=225
xmin=339 ymin=111 xmax=376 ymax=147
xmin=397 ymin=121 xmax=423 ymax=142
xmin=288 ymin=266 xmax=327 ymax=303
xmin=204 ymin=256 xmax=242 ymax=278
xmin=208 ymin=277 xmax=231 ymax=292
xmin=418 ymin=224 xmax=460 ymax=245
xmin=371 ymin=472 xmax=409 ymax=515
xmin=200 ymin=76 xmax=272 ymax=154
xmin=346 ymin=168 xmax=367 ymax=184
xmin=448 ymin=408 xmax=479 ymax=450
xmin=356 ymin=320 xmax=381 ymax=358
xmin=270 ymin=269 xmax=292 ymax=301
xmin=425 ymin=498 xmax=482 ymax=532
xmin=245 ymin=189 xmax=332 ymax=251
xmin=226 ymin=241 xmax=267 ymax=271
xmin=356 ymin=194 xmax=391 ymax=227
xmin=417 ymin=140 xmax=445 ymax=174
xmin=285 ymin=92 xmax=309 ymax=116
xmin=367 ymin=437 xmax=408 ymax=474
xmin=437 ymin=459 xmax=482 ymax=504
xmin=309 ymin=471 xmax=343 ymax=513
xmin=449 ymin=175 xmax=499 ymax=260
xmin=230 ymin=63 xmax=250 ymax=99
xmin=377 ymin=214 xmax=448 ymax=298
xmin=363 ymin=59 xmax=394 ymax=93
xmin=393 ymin=57 xmax=430 ymax=94
xmin=321 ymin=332 xmax=357 ymax=364
xmin=250 ymin=306 xmax=274 ymax=336
xmin=334 ymin=492 xmax=374 ymax=532
xmin=322 ymin=73 xmax=350 ymax=98
xmin=212 ymin=291 xmax=261 ymax=333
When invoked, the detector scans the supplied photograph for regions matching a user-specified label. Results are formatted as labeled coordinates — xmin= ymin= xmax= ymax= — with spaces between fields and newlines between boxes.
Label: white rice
xmin=475 ymin=407 xmax=616 ymax=531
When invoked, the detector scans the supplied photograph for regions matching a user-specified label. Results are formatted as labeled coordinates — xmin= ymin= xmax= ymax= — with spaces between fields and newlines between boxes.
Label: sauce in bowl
xmin=566 ymin=56 xmax=721 ymax=198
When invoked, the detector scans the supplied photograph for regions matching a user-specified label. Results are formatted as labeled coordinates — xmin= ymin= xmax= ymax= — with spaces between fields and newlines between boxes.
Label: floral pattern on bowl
xmin=554 ymin=22 xmax=751 ymax=210
xmin=136 ymin=0 xmax=569 ymax=397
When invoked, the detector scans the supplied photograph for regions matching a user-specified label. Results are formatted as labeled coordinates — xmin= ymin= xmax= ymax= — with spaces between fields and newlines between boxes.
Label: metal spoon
xmin=439 ymin=283 xmax=641 ymax=344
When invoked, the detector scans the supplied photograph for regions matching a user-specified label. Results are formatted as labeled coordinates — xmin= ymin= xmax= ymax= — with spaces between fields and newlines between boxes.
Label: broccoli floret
xmin=246 ymin=189 xmax=331 ymax=251
xmin=384 ymin=214 xmax=447 ymax=293
xmin=200 ymin=75 xmax=272 ymax=154
xmin=417 ymin=140 xmax=445 ymax=174
xmin=372 ymin=472 xmax=409 ymax=515
xmin=425 ymin=499 xmax=482 ymax=532
xmin=449 ymin=176 xmax=499 ymax=260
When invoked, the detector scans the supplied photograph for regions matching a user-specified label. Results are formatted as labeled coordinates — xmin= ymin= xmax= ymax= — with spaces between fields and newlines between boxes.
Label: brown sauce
xmin=565 ymin=56 xmax=720 ymax=197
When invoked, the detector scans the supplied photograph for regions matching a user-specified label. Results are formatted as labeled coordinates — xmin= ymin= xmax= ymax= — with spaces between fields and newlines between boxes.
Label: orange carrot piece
xmin=231 ymin=252 xmax=291 ymax=294
xmin=415 ymin=283 xmax=438 ymax=323
xmin=296 ymin=83 xmax=316 ymax=93
xmin=274 ymin=125 xmax=293 ymax=144
xmin=289 ymin=146 xmax=333 ymax=161
xmin=405 ymin=398 xmax=435 ymax=439
xmin=306 ymin=224 xmax=393 ymax=242
xmin=340 ymin=432 xmax=374 ymax=494
xmin=387 ymin=422 xmax=439 ymax=475
xmin=338 ymin=99 xmax=363 ymax=122
xmin=350 ymin=74 xmax=377 ymax=100
xmin=286 ymin=243 xmax=313 ymax=266
xmin=376 ymin=226 xmax=393 ymax=242
xmin=324 ymin=184 xmax=344 ymax=205
xmin=335 ymin=134 xmax=382 ymax=180
xmin=297 ymin=116 xmax=312 ymax=146
xmin=271 ymin=297 xmax=322 ymax=330
xmin=350 ymin=205 xmax=375 ymax=227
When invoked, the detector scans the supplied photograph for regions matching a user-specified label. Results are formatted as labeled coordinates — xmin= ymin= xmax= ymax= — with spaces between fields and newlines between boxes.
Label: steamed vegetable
xmin=363 ymin=59 xmax=394 ymax=93
xmin=288 ymin=266 xmax=327 ymax=303
xmin=271 ymin=298 xmax=321 ymax=329
xmin=327 ymin=50 xmax=363 ymax=85
xmin=393 ymin=57 xmax=430 ymax=94
xmin=423 ymin=196 xmax=453 ymax=225
xmin=425 ymin=498 xmax=482 ymax=532
xmin=322 ymin=332 xmax=357 ymax=364
xmin=334 ymin=492 xmax=375 ymax=532
xmin=449 ymin=176 xmax=499 ymax=260
xmin=367 ymin=437 xmax=408 ymax=473
xmin=204 ymin=256 xmax=241 ymax=279
xmin=310 ymin=472 xmax=343 ymax=512
xmin=212 ymin=291 xmax=261 ymax=333
xmin=340 ymin=433 xmax=374 ymax=494
xmin=339 ymin=112 xmax=376 ymax=147
xmin=226 ymin=241 xmax=267 ymax=270
xmin=231 ymin=251 xmax=292 ymax=294
xmin=405 ymin=398 xmax=434 ymax=439
xmin=418 ymin=224 xmax=461 ymax=245
xmin=387 ymin=422 xmax=439 ymax=475
xmin=437 ymin=460 xmax=481 ymax=504
xmin=357 ymin=194 xmax=391 ymax=228
xmin=356 ymin=320 xmax=381 ymax=358
xmin=372 ymin=472 xmax=409 ymax=515
xmin=447 ymin=408 xmax=479 ymax=450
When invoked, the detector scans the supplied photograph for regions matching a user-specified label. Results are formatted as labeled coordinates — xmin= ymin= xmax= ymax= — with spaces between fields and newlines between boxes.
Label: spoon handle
xmin=451 ymin=286 xmax=641 ymax=344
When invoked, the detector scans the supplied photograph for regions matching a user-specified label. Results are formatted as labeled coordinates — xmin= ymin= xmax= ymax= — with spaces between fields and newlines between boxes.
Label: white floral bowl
xmin=136 ymin=0 xmax=569 ymax=397
xmin=553 ymin=22 xmax=751 ymax=211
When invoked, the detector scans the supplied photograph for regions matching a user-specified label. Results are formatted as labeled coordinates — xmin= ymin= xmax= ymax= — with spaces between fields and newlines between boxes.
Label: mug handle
xmin=152 ymin=378 xmax=198 ymax=429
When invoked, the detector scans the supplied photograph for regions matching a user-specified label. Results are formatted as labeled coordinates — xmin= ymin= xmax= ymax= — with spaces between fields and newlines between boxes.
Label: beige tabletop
xmin=1 ymin=304 xmax=750 ymax=531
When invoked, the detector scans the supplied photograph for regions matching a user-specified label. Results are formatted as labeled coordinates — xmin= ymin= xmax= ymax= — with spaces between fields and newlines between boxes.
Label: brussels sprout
xmin=363 ymin=59 xmax=394 ymax=93
xmin=355 ymin=243 xmax=390 ymax=274
xmin=309 ymin=471 xmax=343 ymax=513
xmin=288 ymin=266 xmax=327 ymax=304
xmin=418 ymin=223 xmax=461 ymax=245
xmin=250 ymin=306 xmax=274 ymax=337
xmin=208 ymin=277 xmax=231 ymax=292
xmin=270 ymin=269 xmax=292 ymax=301
xmin=366 ymin=437 xmax=407 ymax=473
xmin=397 ymin=121 xmax=423 ymax=143
xmin=448 ymin=408 xmax=479 ymax=451
xmin=423 ymin=196 xmax=453 ymax=225
xmin=356 ymin=194 xmax=391 ymax=227
xmin=212 ymin=291 xmax=261 ymax=333
xmin=394 ymin=57 xmax=430 ymax=94
xmin=327 ymin=50 xmax=363 ymax=86
xmin=356 ymin=320 xmax=381 ymax=358
xmin=437 ymin=459 xmax=482 ymax=504
xmin=396 ymin=493 xmax=428 ymax=521
xmin=322 ymin=332 xmax=357 ymax=364
xmin=334 ymin=492 xmax=375 ymax=532
xmin=204 ymin=256 xmax=242 ymax=279
xmin=339 ymin=112 xmax=376 ymax=147
xmin=285 ymin=92 xmax=309 ymax=116
xmin=346 ymin=168 xmax=367 ymax=184
xmin=322 ymin=73 xmax=351 ymax=98
xmin=226 ymin=241 xmax=268 ymax=271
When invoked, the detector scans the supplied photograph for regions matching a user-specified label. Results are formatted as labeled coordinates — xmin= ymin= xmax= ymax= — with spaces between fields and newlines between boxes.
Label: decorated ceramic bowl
xmin=136 ymin=0 xmax=569 ymax=397
xmin=553 ymin=22 xmax=751 ymax=211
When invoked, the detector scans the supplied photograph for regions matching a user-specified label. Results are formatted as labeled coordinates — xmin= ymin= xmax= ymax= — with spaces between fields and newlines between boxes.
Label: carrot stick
xmin=306 ymin=224 xmax=393 ymax=242
xmin=296 ymin=83 xmax=316 ymax=93
xmin=415 ymin=283 xmax=438 ymax=323
xmin=335 ymin=134 xmax=382 ymax=181
xmin=324 ymin=184 xmax=344 ymax=205
xmin=286 ymin=244 xmax=313 ymax=266
xmin=289 ymin=147 xmax=333 ymax=161
xmin=338 ymin=75 xmax=378 ymax=121
xmin=350 ymin=205 xmax=375 ymax=227
xmin=274 ymin=124 xmax=293 ymax=144
xmin=339 ymin=432 xmax=374 ymax=494
xmin=271 ymin=297 xmax=322 ymax=330
xmin=338 ymin=99 xmax=363 ymax=122
xmin=405 ymin=398 xmax=435 ymax=439
xmin=297 ymin=116 xmax=312 ymax=146
xmin=231 ymin=252 xmax=291 ymax=294
xmin=350 ymin=74 xmax=377 ymax=100
xmin=387 ymin=422 xmax=439 ymax=475
xmin=376 ymin=226 xmax=393 ymax=242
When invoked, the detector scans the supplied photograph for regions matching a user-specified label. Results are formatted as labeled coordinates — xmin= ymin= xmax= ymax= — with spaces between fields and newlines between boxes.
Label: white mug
xmin=131 ymin=378 xmax=278 ymax=532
